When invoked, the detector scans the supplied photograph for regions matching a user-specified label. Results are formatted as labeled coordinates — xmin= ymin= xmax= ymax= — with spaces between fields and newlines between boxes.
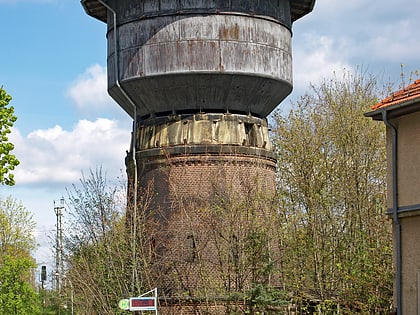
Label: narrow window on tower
xmin=150 ymin=237 xmax=156 ymax=260
xmin=244 ymin=123 xmax=257 ymax=147
xmin=231 ymin=234 xmax=239 ymax=269
xmin=186 ymin=234 xmax=197 ymax=262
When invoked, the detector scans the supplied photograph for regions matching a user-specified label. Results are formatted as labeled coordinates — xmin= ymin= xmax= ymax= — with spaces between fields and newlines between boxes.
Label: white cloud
xmin=10 ymin=119 xmax=130 ymax=186
xmin=290 ymin=0 xmax=420 ymax=93
xmin=292 ymin=34 xmax=352 ymax=92
xmin=66 ymin=64 xmax=119 ymax=116
xmin=366 ymin=18 xmax=420 ymax=63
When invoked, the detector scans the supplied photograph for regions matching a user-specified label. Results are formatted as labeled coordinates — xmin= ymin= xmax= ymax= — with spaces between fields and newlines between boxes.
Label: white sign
xmin=128 ymin=288 xmax=158 ymax=314
xmin=129 ymin=297 xmax=156 ymax=311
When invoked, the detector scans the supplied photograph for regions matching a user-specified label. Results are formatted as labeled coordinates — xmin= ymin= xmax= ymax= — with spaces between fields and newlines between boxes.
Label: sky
xmin=0 ymin=0 xmax=419 ymax=272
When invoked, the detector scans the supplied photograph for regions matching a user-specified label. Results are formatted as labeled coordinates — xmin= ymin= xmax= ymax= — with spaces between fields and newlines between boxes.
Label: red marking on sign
xmin=131 ymin=298 xmax=155 ymax=307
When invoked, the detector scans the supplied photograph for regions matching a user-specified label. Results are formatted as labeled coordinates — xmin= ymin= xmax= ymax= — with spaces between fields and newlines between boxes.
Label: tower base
xmin=125 ymin=113 xmax=279 ymax=308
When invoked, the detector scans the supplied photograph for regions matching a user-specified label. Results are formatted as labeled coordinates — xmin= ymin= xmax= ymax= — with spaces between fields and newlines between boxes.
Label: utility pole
xmin=54 ymin=198 xmax=65 ymax=294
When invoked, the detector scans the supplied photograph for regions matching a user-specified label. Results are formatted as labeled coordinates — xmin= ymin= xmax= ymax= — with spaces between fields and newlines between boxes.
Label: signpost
xmin=119 ymin=288 xmax=158 ymax=314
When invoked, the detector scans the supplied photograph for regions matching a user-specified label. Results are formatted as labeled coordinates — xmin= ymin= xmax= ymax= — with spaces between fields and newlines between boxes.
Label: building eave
xmin=364 ymin=98 xmax=420 ymax=121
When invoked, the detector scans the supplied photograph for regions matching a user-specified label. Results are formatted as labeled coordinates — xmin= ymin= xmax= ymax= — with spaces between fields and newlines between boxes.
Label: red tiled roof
xmin=372 ymin=79 xmax=420 ymax=110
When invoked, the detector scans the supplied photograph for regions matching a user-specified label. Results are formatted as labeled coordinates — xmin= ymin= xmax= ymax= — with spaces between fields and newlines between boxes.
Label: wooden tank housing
xmin=82 ymin=0 xmax=315 ymax=119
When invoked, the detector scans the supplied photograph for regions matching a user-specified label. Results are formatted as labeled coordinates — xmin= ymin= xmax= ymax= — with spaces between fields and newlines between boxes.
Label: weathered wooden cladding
xmin=108 ymin=21 xmax=291 ymax=118
xmin=105 ymin=1 xmax=294 ymax=118
xmin=106 ymin=0 xmax=292 ymax=28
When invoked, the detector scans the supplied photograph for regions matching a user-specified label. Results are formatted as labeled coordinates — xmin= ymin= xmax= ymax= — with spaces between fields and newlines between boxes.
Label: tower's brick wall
xmin=138 ymin=152 xmax=276 ymax=205
xmin=123 ymin=113 xmax=280 ymax=314
xmin=126 ymin=145 xmax=280 ymax=313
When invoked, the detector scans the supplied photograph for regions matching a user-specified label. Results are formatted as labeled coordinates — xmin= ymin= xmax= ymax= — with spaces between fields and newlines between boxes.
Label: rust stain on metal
xmin=218 ymin=23 xmax=240 ymax=40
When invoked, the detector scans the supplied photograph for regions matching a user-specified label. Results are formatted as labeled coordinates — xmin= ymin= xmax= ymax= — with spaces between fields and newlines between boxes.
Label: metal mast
xmin=54 ymin=197 xmax=65 ymax=293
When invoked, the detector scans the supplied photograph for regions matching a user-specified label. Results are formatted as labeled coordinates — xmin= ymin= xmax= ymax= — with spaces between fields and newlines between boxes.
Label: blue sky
xmin=0 ymin=0 xmax=419 ymax=268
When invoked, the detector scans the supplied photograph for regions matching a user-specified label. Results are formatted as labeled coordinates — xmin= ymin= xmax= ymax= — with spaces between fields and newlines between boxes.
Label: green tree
xmin=63 ymin=168 xmax=287 ymax=314
xmin=64 ymin=169 xmax=133 ymax=315
xmin=272 ymin=70 xmax=392 ymax=312
xmin=0 ymin=87 xmax=19 ymax=186
xmin=0 ymin=255 xmax=41 ymax=315
xmin=0 ymin=196 xmax=41 ymax=315
xmin=0 ymin=196 xmax=37 ymax=256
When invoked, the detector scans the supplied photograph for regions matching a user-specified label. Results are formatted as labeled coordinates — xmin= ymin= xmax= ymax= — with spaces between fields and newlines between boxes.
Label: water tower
xmin=82 ymin=0 xmax=315 ymax=312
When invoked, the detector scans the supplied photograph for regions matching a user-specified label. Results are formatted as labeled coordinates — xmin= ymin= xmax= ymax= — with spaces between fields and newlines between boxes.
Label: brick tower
xmin=82 ymin=0 xmax=315 ymax=312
